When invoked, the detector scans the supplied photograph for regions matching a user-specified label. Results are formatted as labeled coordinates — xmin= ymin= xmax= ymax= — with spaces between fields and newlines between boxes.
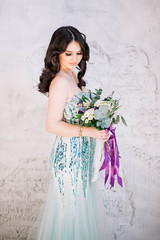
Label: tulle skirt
xmin=35 ymin=171 xmax=111 ymax=240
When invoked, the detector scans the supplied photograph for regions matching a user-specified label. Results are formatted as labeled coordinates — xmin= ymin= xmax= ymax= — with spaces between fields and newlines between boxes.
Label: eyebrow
xmin=65 ymin=50 xmax=82 ymax=52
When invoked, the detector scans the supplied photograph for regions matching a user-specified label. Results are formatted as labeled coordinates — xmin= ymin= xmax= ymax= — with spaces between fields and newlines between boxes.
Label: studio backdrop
xmin=0 ymin=0 xmax=160 ymax=240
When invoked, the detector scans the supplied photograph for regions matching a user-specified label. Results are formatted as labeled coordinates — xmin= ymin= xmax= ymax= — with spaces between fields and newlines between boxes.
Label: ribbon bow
xmin=99 ymin=125 xmax=123 ymax=188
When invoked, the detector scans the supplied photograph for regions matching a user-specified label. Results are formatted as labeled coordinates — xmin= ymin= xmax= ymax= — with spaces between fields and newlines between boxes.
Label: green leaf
xmin=109 ymin=113 xmax=115 ymax=118
xmin=81 ymin=95 xmax=89 ymax=102
xmin=112 ymin=117 xmax=116 ymax=124
xmin=77 ymin=113 xmax=83 ymax=117
xmin=121 ymin=116 xmax=127 ymax=126
xmin=116 ymin=115 xmax=120 ymax=123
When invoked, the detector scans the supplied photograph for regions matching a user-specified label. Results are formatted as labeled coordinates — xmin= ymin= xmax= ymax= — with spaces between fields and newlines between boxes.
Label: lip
xmin=70 ymin=62 xmax=77 ymax=65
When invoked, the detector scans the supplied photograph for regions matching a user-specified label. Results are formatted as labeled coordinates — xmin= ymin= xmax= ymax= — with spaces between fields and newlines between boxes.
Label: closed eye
xmin=65 ymin=52 xmax=83 ymax=56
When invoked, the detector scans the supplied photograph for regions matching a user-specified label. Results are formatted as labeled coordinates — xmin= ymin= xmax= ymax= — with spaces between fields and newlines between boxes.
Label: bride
xmin=33 ymin=25 xmax=111 ymax=240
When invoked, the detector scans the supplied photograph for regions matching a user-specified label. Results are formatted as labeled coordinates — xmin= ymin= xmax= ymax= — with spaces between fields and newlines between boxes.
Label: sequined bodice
xmin=49 ymin=90 xmax=96 ymax=207
xmin=62 ymin=90 xmax=89 ymax=124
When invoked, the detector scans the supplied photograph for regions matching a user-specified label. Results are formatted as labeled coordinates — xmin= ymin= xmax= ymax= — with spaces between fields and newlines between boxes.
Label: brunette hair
xmin=38 ymin=26 xmax=90 ymax=95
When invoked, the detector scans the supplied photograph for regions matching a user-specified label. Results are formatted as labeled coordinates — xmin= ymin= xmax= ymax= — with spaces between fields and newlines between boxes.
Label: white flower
xmin=88 ymin=115 xmax=93 ymax=120
xmin=84 ymin=112 xmax=89 ymax=118
xmin=83 ymin=108 xmax=94 ymax=120
xmin=85 ymin=108 xmax=94 ymax=116
xmin=81 ymin=116 xmax=85 ymax=121
xmin=85 ymin=119 xmax=89 ymax=123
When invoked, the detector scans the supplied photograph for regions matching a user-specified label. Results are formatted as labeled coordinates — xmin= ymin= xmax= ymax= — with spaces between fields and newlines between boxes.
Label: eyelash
xmin=65 ymin=53 xmax=82 ymax=56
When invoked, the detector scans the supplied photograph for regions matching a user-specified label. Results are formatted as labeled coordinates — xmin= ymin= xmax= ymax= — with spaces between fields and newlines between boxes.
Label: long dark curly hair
xmin=38 ymin=26 xmax=90 ymax=95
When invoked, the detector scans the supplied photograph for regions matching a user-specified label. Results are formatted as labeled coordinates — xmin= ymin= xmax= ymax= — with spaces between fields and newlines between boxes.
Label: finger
xmin=102 ymin=136 xmax=108 ymax=139
xmin=103 ymin=135 xmax=109 ymax=140
xmin=101 ymin=134 xmax=108 ymax=138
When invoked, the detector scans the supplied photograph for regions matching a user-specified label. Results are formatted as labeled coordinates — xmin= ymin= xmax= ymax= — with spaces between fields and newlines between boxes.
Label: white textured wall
xmin=0 ymin=0 xmax=160 ymax=239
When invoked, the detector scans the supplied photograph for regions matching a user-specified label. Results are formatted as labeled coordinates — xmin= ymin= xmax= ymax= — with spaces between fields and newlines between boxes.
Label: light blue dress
xmin=36 ymin=90 xmax=111 ymax=240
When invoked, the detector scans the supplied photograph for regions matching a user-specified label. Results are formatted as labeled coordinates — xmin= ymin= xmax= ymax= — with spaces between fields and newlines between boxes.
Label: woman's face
xmin=59 ymin=40 xmax=83 ymax=71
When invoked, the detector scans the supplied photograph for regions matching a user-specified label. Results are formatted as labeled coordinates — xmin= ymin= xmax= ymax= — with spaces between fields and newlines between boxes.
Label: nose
xmin=73 ymin=54 xmax=77 ymax=63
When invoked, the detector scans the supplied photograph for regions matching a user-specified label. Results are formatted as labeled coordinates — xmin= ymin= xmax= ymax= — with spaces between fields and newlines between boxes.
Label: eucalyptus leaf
xmin=94 ymin=105 xmax=110 ymax=120
xmin=116 ymin=115 xmax=120 ymax=123
xmin=112 ymin=117 xmax=116 ymax=124
xmin=121 ymin=116 xmax=127 ymax=126
xmin=96 ymin=118 xmax=111 ymax=129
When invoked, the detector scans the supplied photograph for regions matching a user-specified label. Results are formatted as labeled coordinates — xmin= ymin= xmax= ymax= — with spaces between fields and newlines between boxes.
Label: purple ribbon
xmin=99 ymin=125 xmax=123 ymax=188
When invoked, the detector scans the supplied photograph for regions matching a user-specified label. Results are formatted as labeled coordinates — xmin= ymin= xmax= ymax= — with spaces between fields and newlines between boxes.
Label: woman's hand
xmin=84 ymin=126 xmax=109 ymax=142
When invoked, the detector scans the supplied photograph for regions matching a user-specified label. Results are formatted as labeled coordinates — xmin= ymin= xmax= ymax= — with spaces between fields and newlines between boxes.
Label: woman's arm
xmin=46 ymin=76 xmax=108 ymax=141
xmin=46 ymin=76 xmax=89 ymax=137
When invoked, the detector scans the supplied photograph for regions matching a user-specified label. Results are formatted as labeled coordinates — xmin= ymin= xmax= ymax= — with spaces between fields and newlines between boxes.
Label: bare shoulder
xmin=50 ymin=74 xmax=69 ymax=88
xmin=49 ymin=75 xmax=70 ymax=95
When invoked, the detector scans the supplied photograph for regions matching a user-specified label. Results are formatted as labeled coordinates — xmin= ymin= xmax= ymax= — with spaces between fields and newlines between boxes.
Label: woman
xmin=36 ymin=26 xmax=111 ymax=240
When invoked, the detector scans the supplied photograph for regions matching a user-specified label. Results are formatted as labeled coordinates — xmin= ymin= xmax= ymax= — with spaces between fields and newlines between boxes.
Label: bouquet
xmin=75 ymin=88 xmax=127 ymax=188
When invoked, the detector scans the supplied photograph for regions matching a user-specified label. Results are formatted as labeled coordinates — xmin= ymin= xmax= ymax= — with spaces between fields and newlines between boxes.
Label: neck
xmin=60 ymin=69 xmax=73 ymax=76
